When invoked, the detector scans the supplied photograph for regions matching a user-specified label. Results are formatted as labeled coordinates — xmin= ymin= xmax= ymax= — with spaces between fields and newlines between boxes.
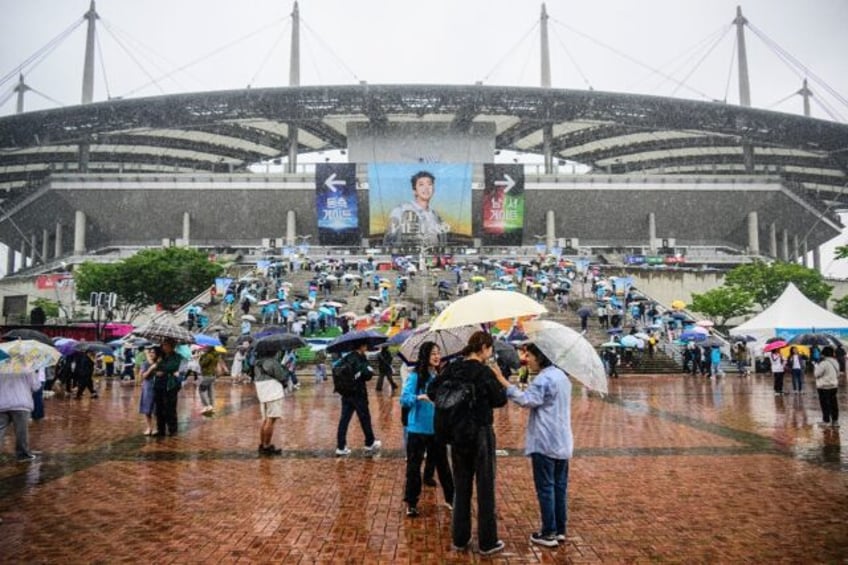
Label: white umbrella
xmin=430 ymin=289 xmax=547 ymax=330
xmin=695 ymin=320 xmax=715 ymax=328
xmin=524 ymin=320 xmax=607 ymax=395
xmin=241 ymin=314 xmax=257 ymax=322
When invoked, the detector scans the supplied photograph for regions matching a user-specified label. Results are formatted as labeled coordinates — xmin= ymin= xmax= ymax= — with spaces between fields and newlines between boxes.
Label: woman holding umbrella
xmin=494 ymin=342 xmax=573 ymax=548
xmin=400 ymin=341 xmax=454 ymax=518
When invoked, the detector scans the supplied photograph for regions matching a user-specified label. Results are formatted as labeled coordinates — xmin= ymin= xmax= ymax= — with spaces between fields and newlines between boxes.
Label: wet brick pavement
xmin=1 ymin=372 xmax=847 ymax=563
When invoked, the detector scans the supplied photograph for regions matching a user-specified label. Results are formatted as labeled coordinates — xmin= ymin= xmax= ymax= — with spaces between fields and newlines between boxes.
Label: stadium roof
xmin=0 ymin=84 xmax=846 ymax=201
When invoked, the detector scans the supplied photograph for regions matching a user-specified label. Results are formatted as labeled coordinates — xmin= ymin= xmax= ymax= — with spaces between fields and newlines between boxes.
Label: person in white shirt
xmin=769 ymin=351 xmax=786 ymax=395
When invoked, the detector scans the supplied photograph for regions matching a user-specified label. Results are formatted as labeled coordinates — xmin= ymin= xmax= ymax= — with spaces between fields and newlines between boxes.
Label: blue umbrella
xmin=326 ymin=329 xmax=387 ymax=354
xmin=680 ymin=331 xmax=707 ymax=342
xmin=607 ymin=328 xmax=623 ymax=334
xmin=387 ymin=329 xmax=414 ymax=346
xmin=193 ymin=333 xmax=222 ymax=347
xmin=253 ymin=326 xmax=289 ymax=339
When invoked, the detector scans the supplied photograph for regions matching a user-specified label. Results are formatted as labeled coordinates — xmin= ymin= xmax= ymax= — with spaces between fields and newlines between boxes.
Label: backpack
xmin=432 ymin=373 xmax=478 ymax=447
xmin=332 ymin=354 xmax=358 ymax=397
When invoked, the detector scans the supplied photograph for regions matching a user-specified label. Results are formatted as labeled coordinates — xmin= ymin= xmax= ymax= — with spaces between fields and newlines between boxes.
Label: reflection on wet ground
xmin=1 ymin=372 xmax=846 ymax=562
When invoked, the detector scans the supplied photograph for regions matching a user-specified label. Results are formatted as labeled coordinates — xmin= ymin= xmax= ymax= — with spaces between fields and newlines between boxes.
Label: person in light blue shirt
xmin=495 ymin=342 xmax=573 ymax=549
xmin=399 ymin=341 xmax=454 ymax=517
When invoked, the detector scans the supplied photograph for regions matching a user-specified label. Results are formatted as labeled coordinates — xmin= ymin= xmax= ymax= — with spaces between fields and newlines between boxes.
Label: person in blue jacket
xmin=400 ymin=341 xmax=454 ymax=518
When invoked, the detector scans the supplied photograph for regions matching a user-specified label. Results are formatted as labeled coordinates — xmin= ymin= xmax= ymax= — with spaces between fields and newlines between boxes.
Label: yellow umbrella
xmin=671 ymin=300 xmax=686 ymax=310
xmin=471 ymin=275 xmax=486 ymax=283
xmin=779 ymin=344 xmax=810 ymax=358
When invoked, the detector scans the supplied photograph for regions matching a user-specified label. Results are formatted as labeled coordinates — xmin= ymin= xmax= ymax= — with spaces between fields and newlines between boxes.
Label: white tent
xmin=730 ymin=282 xmax=848 ymax=341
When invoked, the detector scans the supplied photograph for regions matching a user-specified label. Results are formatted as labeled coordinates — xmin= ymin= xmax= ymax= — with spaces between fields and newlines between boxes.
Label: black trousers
xmin=818 ymin=387 xmax=839 ymax=423
xmin=451 ymin=426 xmax=499 ymax=550
xmin=375 ymin=370 xmax=397 ymax=391
xmin=405 ymin=433 xmax=454 ymax=507
xmin=154 ymin=387 xmax=179 ymax=435
xmin=336 ymin=394 xmax=375 ymax=449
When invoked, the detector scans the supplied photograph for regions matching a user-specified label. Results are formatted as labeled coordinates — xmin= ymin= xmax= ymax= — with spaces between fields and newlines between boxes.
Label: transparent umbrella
xmin=524 ymin=320 xmax=607 ymax=395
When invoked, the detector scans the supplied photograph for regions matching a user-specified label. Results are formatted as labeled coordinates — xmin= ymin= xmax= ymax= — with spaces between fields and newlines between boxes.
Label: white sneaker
xmin=335 ymin=447 xmax=351 ymax=456
xmin=365 ymin=440 xmax=382 ymax=452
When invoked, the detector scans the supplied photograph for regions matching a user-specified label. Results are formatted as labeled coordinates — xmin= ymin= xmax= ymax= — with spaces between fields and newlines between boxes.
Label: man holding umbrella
xmin=328 ymin=330 xmax=385 ymax=456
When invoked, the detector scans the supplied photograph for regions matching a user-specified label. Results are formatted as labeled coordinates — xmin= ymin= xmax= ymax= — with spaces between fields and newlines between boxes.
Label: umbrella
xmin=634 ymin=332 xmax=651 ymax=340
xmin=732 ymin=334 xmax=758 ymax=343
xmin=787 ymin=333 xmax=842 ymax=348
xmin=253 ymin=326 xmax=289 ymax=339
xmin=74 ymin=341 xmax=115 ymax=355
xmin=695 ymin=320 xmax=715 ymax=328
xmin=434 ymin=300 xmax=451 ymax=312
xmin=193 ymin=333 xmax=223 ymax=347
xmin=523 ymin=320 xmax=607 ymax=395
xmin=702 ymin=336 xmax=724 ymax=348
xmin=327 ymin=297 xmax=349 ymax=304
xmin=620 ymin=335 xmax=642 ymax=348
xmin=54 ymin=338 xmax=80 ymax=356
xmin=671 ymin=300 xmax=686 ymax=310
xmin=600 ymin=341 xmax=622 ymax=348
xmin=471 ymin=276 xmax=486 ymax=283
xmin=0 ymin=340 xmax=61 ymax=373
xmin=327 ymin=329 xmax=387 ymax=354
xmin=252 ymin=333 xmax=307 ymax=356
xmin=321 ymin=301 xmax=345 ymax=308
xmin=398 ymin=325 xmax=479 ymax=365
xmin=763 ymin=340 xmax=788 ymax=352
xmin=2 ymin=328 xmax=53 ymax=345
xmin=576 ymin=306 xmax=593 ymax=317
xmin=134 ymin=321 xmax=195 ymax=344
xmin=387 ymin=328 xmax=414 ymax=346
xmin=606 ymin=328 xmax=623 ymax=335
xmin=175 ymin=344 xmax=193 ymax=360
xmin=241 ymin=314 xmax=257 ymax=322
xmin=680 ymin=330 xmax=707 ymax=342
xmin=431 ymin=290 xmax=547 ymax=331
xmin=493 ymin=340 xmax=521 ymax=370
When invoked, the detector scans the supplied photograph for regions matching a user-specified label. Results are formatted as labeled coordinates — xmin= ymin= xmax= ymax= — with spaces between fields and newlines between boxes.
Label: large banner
xmin=316 ymin=163 xmax=359 ymax=245
xmin=369 ymin=163 xmax=472 ymax=248
xmin=482 ymin=164 xmax=525 ymax=245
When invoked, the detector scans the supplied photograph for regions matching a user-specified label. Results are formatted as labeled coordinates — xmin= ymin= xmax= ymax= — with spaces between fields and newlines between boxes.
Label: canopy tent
xmin=730 ymin=283 xmax=848 ymax=341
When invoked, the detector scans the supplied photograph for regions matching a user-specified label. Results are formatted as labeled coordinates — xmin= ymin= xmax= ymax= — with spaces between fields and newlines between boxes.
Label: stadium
xmin=0 ymin=2 xmax=846 ymax=278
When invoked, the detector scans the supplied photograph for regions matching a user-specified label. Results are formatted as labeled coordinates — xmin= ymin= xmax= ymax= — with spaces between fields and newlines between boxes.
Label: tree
xmin=75 ymin=248 xmax=223 ymax=321
xmin=834 ymin=295 xmax=848 ymax=319
xmin=689 ymin=287 xmax=753 ymax=328
xmin=723 ymin=261 xmax=832 ymax=310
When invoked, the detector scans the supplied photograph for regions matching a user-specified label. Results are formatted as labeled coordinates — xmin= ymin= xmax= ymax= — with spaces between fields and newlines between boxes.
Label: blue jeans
xmin=336 ymin=394 xmax=375 ymax=449
xmin=531 ymin=453 xmax=569 ymax=536
xmin=791 ymin=368 xmax=803 ymax=392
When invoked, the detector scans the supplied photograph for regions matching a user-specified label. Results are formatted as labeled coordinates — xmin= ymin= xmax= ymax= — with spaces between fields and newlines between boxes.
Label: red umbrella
xmin=763 ymin=340 xmax=788 ymax=352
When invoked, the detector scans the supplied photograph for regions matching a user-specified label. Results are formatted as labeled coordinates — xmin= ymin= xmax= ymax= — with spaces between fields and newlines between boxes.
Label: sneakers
xmin=451 ymin=538 xmax=472 ymax=551
xmin=530 ymin=531 xmax=559 ymax=548
xmin=335 ymin=447 xmax=352 ymax=456
xmin=478 ymin=540 xmax=505 ymax=556
xmin=16 ymin=452 xmax=38 ymax=462
xmin=555 ymin=533 xmax=566 ymax=542
xmin=406 ymin=506 xmax=419 ymax=518
xmin=364 ymin=440 xmax=382 ymax=452
xmin=443 ymin=501 xmax=453 ymax=511
xmin=258 ymin=444 xmax=282 ymax=455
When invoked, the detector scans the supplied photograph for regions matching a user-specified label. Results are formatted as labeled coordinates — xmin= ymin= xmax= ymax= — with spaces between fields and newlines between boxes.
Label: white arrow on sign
xmin=324 ymin=172 xmax=346 ymax=193
xmin=494 ymin=174 xmax=516 ymax=193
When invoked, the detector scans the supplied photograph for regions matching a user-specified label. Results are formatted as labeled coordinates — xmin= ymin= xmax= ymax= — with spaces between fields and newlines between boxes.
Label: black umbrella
xmin=326 ymin=297 xmax=349 ymax=304
xmin=326 ymin=329 xmax=387 ymax=354
xmin=787 ymin=333 xmax=842 ymax=348
xmin=702 ymin=336 xmax=724 ymax=348
xmin=493 ymin=340 xmax=521 ymax=370
xmin=252 ymin=333 xmax=307 ymax=356
xmin=3 ymin=328 xmax=52 ymax=345
xmin=74 ymin=341 xmax=116 ymax=355
xmin=576 ymin=306 xmax=592 ymax=317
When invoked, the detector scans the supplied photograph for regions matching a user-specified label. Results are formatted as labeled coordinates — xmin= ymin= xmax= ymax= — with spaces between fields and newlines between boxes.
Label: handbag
xmin=254 ymin=379 xmax=285 ymax=402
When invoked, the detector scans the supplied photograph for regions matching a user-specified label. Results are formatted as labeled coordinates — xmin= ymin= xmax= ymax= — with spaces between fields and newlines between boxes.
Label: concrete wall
xmin=0 ymin=174 xmax=838 ymax=257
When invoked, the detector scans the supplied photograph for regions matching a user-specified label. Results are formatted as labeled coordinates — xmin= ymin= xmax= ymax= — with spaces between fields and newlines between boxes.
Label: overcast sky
xmin=1 ymin=0 xmax=847 ymax=274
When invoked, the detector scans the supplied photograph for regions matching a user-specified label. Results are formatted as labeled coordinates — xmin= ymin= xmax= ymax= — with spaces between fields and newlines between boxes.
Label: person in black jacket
xmin=335 ymin=343 xmax=381 ymax=456
xmin=429 ymin=330 xmax=508 ymax=556
xmin=375 ymin=345 xmax=398 ymax=393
